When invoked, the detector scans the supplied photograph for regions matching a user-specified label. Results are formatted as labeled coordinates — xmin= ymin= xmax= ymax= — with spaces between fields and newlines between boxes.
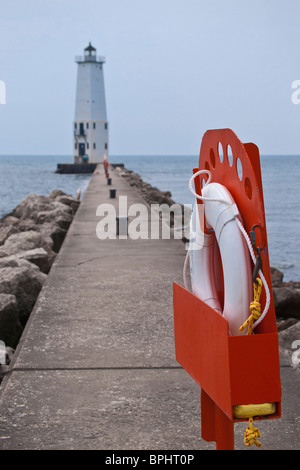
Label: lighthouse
xmin=73 ymin=43 xmax=109 ymax=164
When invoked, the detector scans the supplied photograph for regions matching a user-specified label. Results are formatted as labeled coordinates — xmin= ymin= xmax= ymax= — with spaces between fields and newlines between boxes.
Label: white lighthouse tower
xmin=73 ymin=43 xmax=109 ymax=164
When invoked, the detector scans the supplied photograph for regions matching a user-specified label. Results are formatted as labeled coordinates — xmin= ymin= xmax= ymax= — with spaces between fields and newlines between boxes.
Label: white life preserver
xmin=189 ymin=181 xmax=253 ymax=336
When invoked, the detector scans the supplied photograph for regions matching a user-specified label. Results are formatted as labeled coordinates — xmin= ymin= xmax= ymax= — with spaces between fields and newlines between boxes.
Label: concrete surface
xmin=0 ymin=164 xmax=299 ymax=450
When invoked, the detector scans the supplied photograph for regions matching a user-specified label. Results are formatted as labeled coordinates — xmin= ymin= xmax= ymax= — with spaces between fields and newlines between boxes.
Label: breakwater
xmin=0 ymin=189 xmax=80 ymax=367
xmin=0 ymin=165 xmax=186 ymax=373
xmin=0 ymin=165 xmax=299 ymax=371
xmin=0 ymin=164 xmax=299 ymax=450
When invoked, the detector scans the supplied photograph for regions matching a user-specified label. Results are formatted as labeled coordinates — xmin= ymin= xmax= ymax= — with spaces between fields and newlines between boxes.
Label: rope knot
xmin=239 ymin=278 xmax=263 ymax=334
xmin=249 ymin=300 xmax=261 ymax=320
xmin=244 ymin=418 xmax=262 ymax=447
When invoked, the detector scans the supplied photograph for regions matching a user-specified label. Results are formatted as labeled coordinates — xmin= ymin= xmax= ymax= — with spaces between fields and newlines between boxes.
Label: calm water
xmin=0 ymin=155 xmax=91 ymax=217
xmin=0 ymin=154 xmax=299 ymax=281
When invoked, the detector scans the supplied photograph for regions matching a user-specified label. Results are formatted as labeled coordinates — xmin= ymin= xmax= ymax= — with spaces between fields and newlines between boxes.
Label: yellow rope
xmin=239 ymin=277 xmax=263 ymax=447
xmin=244 ymin=418 xmax=262 ymax=447
xmin=239 ymin=278 xmax=262 ymax=335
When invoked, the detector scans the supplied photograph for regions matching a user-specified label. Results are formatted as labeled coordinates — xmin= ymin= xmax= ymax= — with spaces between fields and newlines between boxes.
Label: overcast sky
xmin=1 ymin=0 xmax=300 ymax=156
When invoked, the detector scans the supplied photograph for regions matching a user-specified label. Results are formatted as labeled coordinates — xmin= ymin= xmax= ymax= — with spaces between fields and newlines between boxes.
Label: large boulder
xmin=12 ymin=191 xmax=77 ymax=227
xmin=0 ymin=294 xmax=23 ymax=349
xmin=48 ymin=189 xmax=68 ymax=199
xmin=0 ymin=257 xmax=42 ymax=270
xmin=36 ymin=205 xmax=73 ymax=230
xmin=273 ymin=286 xmax=300 ymax=320
xmin=270 ymin=267 xmax=284 ymax=287
xmin=49 ymin=190 xmax=80 ymax=213
xmin=0 ymin=230 xmax=53 ymax=256
xmin=1 ymin=220 xmax=68 ymax=254
xmin=12 ymin=193 xmax=54 ymax=221
xmin=37 ymin=222 xmax=68 ymax=253
xmin=0 ymin=224 xmax=20 ymax=246
xmin=1 ymin=190 xmax=80 ymax=253
xmin=0 ymin=216 xmax=22 ymax=245
xmin=269 ymin=267 xmax=300 ymax=320
xmin=0 ymin=266 xmax=46 ymax=326
xmin=0 ymin=216 xmax=19 ymax=226
xmin=0 ymin=248 xmax=55 ymax=274
xmin=278 ymin=320 xmax=300 ymax=367
xmin=0 ymin=230 xmax=56 ymax=272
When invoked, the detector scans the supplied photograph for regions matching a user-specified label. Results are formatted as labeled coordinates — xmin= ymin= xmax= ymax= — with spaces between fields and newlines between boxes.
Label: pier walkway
xmin=0 ymin=165 xmax=299 ymax=450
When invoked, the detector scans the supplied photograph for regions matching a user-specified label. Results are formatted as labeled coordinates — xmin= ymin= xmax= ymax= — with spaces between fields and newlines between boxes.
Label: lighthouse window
xmin=105 ymin=143 xmax=108 ymax=149
xmin=93 ymin=122 xmax=96 ymax=129
xmin=86 ymin=123 xmax=89 ymax=129
xmin=74 ymin=123 xmax=77 ymax=129
xmin=105 ymin=123 xmax=108 ymax=130
xmin=93 ymin=143 xmax=96 ymax=149
xmin=87 ymin=143 xmax=89 ymax=149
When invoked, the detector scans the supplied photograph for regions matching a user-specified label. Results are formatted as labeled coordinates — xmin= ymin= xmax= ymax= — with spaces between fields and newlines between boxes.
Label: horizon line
xmin=1 ymin=153 xmax=300 ymax=158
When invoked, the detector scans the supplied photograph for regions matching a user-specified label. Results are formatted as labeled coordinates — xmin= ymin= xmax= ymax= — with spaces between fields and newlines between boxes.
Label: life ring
xmin=189 ymin=179 xmax=253 ymax=336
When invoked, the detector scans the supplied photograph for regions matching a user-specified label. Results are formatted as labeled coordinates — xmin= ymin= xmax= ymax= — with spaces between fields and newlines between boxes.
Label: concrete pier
xmin=0 ymin=164 xmax=299 ymax=450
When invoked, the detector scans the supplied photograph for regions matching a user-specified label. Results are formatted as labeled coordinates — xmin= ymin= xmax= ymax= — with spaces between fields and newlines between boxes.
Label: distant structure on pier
xmin=74 ymin=43 xmax=109 ymax=164
xmin=56 ymin=43 xmax=109 ymax=174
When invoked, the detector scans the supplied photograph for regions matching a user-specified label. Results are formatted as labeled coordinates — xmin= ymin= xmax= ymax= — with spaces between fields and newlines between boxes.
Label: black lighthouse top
xmin=84 ymin=42 xmax=96 ymax=61
xmin=76 ymin=42 xmax=105 ymax=64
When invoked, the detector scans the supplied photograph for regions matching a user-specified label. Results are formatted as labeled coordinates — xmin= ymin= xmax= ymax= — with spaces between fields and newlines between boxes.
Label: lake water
xmin=0 ymin=153 xmax=299 ymax=281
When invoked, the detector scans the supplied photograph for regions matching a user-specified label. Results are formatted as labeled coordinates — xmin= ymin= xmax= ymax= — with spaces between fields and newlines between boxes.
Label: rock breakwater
xmin=0 ymin=189 xmax=80 ymax=369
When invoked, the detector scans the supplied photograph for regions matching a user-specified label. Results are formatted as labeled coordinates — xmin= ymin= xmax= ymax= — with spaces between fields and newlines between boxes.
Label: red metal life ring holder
xmin=173 ymin=129 xmax=282 ymax=450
